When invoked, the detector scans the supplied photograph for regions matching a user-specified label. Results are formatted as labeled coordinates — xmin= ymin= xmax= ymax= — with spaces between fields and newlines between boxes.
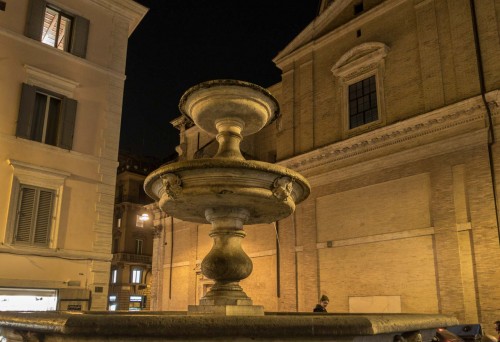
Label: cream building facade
xmin=0 ymin=0 xmax=146 ymax=310
xmin=150 ymin=0 xmax=500 ymax=331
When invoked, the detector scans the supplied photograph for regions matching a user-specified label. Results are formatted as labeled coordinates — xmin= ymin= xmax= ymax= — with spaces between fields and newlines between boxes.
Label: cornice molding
xmin=331 ymin=42 xmax=389 ymax=77
xmin=0 ymin=133 xmax=107 ymax=166
xmin=9 ymin=159 xmax=71 ymax=180
xmin=24 ymin=64 xmax=79 ymax=98
xmin=278 ymin=95 xmax=489 ymax=180
xmin=0 ymin=28 xmax=126 ymax=81
xmin=0 ymin=245 xmax=112 ymax=262
xmin=88 ymin=0 xmax=148 ymax=36
xmin=274 ymin=0 xmax=407 ymax=68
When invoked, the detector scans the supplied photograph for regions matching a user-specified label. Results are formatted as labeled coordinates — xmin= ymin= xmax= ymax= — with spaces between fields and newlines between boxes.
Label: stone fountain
xmin=144 ymin=79 xmax=310 ymax=316
xmin=0 ymin=80 xmax=458 ymax=341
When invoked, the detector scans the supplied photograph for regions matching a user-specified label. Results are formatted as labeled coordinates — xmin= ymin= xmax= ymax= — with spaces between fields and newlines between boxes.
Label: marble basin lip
xmin=178 ymin=79 xmax=281 ymax=136
xmin=144 ymin=158 xmax=311 ymax=224
xmin=0 ymin=311 xmax=459 ymax=339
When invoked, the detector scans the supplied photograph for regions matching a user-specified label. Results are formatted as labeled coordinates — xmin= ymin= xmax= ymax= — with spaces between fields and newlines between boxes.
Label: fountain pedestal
xmin=188 ymin=207 xmax=264 ymax=316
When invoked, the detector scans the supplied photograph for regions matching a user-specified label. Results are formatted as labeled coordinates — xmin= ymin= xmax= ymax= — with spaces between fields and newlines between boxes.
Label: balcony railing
xmin=112 ymin=253 xmax=152 ymax=264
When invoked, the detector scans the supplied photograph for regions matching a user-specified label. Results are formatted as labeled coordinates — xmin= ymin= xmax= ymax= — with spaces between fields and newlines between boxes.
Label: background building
xmin=108 ymin=153 xmax=160 ymax=311
xmin=0 ymin=0 xmax=146 ymax=310
xmin=150 ymin=0 xmax=500 ymax=333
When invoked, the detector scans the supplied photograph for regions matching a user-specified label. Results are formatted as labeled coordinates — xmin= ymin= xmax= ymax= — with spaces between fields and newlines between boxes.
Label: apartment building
xmin=0 ymin=0 xmax=146 ymax=310
xmin=108 ymin=153 xmax=159 ymax=311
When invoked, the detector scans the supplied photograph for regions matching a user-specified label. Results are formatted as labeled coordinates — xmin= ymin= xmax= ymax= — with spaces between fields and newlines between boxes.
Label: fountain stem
xmin=198 ymin=208 xmax=256 ymax=310
xmin=214 ymin=118 xmax=245 ymax=159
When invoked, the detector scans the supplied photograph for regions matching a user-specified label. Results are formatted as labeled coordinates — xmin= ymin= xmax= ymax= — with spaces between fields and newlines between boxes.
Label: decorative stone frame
xmin=331 ymin=42 xmax=389 ymax=138
xmin=4 ymin=159 xmax=69 ymax=249
xmin=24 ymin=64 xmax=79 ymax=98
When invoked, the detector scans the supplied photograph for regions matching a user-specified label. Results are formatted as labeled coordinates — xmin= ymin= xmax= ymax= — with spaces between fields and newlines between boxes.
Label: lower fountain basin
xmin=0 ymin=311 xmax=459 ymax=342
xmin=144 ymin=158 xmax=310 ymax=224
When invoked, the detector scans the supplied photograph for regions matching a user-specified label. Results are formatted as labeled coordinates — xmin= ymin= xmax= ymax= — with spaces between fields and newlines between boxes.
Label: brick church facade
xmin=149 ymin=0 xmax=500 ymax=330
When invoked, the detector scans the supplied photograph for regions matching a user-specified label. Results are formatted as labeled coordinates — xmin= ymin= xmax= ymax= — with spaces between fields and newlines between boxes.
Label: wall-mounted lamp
xmin=139 ymin=213 xmax=150 ymax=222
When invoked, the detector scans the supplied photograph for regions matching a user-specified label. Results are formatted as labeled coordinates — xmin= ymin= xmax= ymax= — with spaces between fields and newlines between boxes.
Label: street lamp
xmin=139 ymin=213 xmax=150 ymax=222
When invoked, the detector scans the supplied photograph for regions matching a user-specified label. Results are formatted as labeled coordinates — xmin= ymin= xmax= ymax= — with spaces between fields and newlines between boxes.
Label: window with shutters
xmin=14 ymin=185 xmax=55 ymax=247
xmin=5 ymin=160 xmax=68 ymax=249
xmin=16 ymin=83 xmax=77 ymax=150
xmin=25 ymin=0 xmax=89 ymax=58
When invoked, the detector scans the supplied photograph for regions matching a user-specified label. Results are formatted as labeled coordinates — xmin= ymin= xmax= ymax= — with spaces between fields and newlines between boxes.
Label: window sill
xmin=344 ymin=119 xmax=385 ymax=139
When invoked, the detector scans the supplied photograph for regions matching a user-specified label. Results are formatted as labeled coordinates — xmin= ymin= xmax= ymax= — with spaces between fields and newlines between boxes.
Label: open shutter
xmin=70 ymin=15 xmax=89 ymax=58
xmin=15 ymin=187 xmax=36 ymax=243
xmin=25 ymin=0 xmax=46 ymax=41
xmin=33 ymin=189 xmax=54 ymax=245
xmin=58 ymin=97 xmax=77 ymax=149
xmin=16 ymin=83 xmax=37 ymax=139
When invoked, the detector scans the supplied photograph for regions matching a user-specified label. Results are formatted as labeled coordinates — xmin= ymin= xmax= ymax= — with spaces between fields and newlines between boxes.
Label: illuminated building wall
xmin=0 ymin=0 xmax=146 ymax=311
xmin=150 ymin=0 xmax=500 ymax=333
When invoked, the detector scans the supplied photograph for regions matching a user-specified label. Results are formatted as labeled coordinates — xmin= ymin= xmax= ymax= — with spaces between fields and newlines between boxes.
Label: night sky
xmin=120 ymin=0 xmax=319 ymax=160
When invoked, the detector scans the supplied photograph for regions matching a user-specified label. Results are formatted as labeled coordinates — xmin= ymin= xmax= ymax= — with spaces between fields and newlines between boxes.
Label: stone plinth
xmin=0 ymin=311 xmax=458 ymax=342
xmin=188 ymin=304 xmax=264 ymax=316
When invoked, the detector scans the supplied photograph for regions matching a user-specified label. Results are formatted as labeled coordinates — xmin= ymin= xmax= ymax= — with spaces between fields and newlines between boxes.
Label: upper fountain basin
xmin=179 ymin=79 xmax=280 ymax=137
xmin=144 ymin=158 xmax=310 ymax=225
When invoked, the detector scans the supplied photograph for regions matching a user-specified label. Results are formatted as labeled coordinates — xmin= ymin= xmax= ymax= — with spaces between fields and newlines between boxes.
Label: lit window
xmin=17 ymin=84 xmax=77 ymax=150
xmin=131 ymin=268 xmax=142 ymax=284
xmin=129 ymin=295 xmax=143 ymax=311
xmin=41 ymin=6 xmax=72 ymax=51
xmin=14 ymin=185 xmax=54 ymax=247
xmin=135 ymin=239 xmax=143 ymax=255
xmin=111 ymin=269 xmax=118 ymax=284
xmin=25 ymin=1 xmax=89 ymax=58
xmin=108 ymin=295 xmax=117 ymax=311
xmin=348 ymin=76 xmax=378 ymax=129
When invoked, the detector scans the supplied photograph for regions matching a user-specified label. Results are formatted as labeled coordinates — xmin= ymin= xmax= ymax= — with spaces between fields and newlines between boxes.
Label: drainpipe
xmin=469 ymin=0 xmax=500 ymax=243
xmin=169 ymin=216 xmax=174 ymax=299
xmin=275 ymin=221 xmax=281 ymax=298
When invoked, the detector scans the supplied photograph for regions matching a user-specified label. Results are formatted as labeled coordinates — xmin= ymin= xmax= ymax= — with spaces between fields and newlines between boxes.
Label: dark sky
xmin=120 ymin=0 xmax=319 ymax=160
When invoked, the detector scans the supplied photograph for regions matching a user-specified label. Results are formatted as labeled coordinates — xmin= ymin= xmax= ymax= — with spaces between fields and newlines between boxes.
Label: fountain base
xmin=188 ymin=304 xmax=264 ymax=316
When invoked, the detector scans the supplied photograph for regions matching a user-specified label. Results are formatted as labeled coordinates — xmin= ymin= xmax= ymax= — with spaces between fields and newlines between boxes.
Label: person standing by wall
xmin=313 ymin=295 xmax=329 ymax=312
